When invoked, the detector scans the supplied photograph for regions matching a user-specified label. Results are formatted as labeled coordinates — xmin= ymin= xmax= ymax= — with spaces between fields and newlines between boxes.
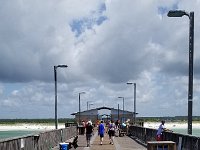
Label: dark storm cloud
xmin=0 ymin=1 xmax=70 ymax=83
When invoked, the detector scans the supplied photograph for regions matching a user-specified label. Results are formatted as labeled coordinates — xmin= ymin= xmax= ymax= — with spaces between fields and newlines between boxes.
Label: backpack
xmin=109 ymin=123 xmax=115 ymax=131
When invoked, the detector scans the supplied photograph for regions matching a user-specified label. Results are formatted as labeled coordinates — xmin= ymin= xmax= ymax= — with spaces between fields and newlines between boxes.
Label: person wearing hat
xmin=85 ymin=121 xmax=94 ymax=147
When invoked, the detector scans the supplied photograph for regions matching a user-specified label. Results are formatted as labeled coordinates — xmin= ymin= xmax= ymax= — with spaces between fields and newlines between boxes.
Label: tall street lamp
xmin=118 ymin=104 xmax=120 ymax=121
xmin=87 ymin=101 xmax=93 ymax=110
xmin=54 ymin=65 xmax=68 ymax=129
xmin=127 ymin=82 xmax=136 ymax=124
xmin=168 ymin=10 xmax=194 ymax=135
xmin=79 ymin=92 xmax=85 ymax=125
xmin=118 ymin=97 xmax=124 ymax=123
xmin=89 ymin=103 xmax=94 ymax=110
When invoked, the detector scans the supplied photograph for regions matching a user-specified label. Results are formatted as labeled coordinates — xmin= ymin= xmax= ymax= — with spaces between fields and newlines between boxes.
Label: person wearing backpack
xmin=107 ymin=120 xmax=115 ymax=145
xmin=85 ymin=121 xmax=94 ymax=147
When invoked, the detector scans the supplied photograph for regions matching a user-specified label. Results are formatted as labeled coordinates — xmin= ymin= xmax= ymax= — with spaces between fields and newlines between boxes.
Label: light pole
xmin=79 ymin=92 xmax=85 ymax=125
xmin=127 ymin=82 xmax=136 ymax=124
xmin=89 ymin=103 xmax=94 ymax=110
xmin=118 ymin=97 xmax=124 ymax=123
xmin=168 ymin=10 xmax=194 ymax=135
xmin=118 ymin=104 xmax=120 ymax=121
xmin=87 ymin=101 xmax=93 ymax=110
xmin=54 ymin=65 xmax=68 ymax=129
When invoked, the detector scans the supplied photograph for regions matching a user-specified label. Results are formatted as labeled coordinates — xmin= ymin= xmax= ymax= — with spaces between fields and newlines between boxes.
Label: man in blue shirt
xmin=98 ymin=120 xmax=105 ymax=145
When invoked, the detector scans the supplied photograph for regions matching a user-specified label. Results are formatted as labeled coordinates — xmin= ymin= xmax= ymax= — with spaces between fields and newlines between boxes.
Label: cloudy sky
xmin=0 ymin=0 xmax=200 ymax=119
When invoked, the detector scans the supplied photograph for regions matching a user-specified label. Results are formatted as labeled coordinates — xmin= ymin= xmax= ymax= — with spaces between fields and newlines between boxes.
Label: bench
xmin=147 ymin=141 xmax=176 ymax=150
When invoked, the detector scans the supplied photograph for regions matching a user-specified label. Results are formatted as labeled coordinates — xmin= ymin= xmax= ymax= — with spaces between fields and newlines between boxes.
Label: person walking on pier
xmin=107 ymin=120 xmax=116 ymax=145
xmin=98 ymin=120 xmax=105 ymax=145
xmin=115 ymin=120 xmax=120 ymax=137
xmin=85 ymin=121 xmax=94 ymax=147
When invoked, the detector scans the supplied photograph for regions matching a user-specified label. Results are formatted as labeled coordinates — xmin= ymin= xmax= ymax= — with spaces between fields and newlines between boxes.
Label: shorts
xmin=108 ymin=130 xmax=115 ymax=137
xmin=156 ymin=134 xmax=163 ymax=141
xmin=99 ymin=133 xmax=104 ymax=137
xmin=86 ymin=134 xmax=92 ymax=140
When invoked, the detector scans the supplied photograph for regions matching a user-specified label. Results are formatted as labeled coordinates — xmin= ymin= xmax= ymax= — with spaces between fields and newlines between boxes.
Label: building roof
xmin=71 ymin=106 xmax=138 ymax=115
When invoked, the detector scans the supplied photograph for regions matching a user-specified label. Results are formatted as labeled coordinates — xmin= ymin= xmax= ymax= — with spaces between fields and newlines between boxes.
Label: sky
xmin=0 ymin=0 xmax=200 ymax=119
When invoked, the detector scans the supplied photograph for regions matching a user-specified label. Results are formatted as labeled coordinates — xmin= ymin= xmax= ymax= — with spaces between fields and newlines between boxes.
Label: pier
xmin=1 ymin=106 xmax=200 ymax=150
xmin=52 ymin=128 xmax=146 ymax=150
xmin=1 ymin=124 xmax=200 ymax=149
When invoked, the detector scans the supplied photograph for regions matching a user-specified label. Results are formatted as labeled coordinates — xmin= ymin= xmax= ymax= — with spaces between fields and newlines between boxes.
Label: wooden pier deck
xmin=53 ymin=130 xmax=146 ymax=150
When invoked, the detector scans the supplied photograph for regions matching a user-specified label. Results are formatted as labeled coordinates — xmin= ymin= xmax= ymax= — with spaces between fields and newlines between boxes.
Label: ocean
xmin=0 ymin=128 xmax=200 ymax=140
xmin=172 ymin=128 xmax=200 ymax=137
xmin=0 ymin=130 xmax=40 ymax=140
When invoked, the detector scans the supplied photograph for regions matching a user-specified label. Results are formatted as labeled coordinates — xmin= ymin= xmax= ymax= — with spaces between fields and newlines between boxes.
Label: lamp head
xmin=167 ymin=10 xmax=188 ymax=17
xmin=127 ymin=82 xmax=136 ymax=85
xmin=127 ymin=82 xmax=133 ymax=85
xmin=57 ymin=65 xmax=68 ymax=68
xmin=79 ymin=92 xmax=85 ymax=95
xmin=118 ymin=96 xmax=124 ymax=99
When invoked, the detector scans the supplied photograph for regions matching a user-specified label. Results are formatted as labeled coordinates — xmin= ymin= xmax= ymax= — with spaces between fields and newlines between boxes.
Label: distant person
xmin=115 ymin=120 xmax=120 ymax=136
xmin=115 ymin=120 xmax=120 ymax=128
xmin=81 ymin=120 xmax=86 ymax=135
xmin=82 ymin=120 xmax=86 ymax=128
xmin=85 ymin=121 xmax=94 ymax=147
xmin=156 ymin=120 xmax=167 ymax=141
xmin=98 ymin=120 xmax=105 ymax=145
xmin=107 ymin=120 xmax=115 ymax=145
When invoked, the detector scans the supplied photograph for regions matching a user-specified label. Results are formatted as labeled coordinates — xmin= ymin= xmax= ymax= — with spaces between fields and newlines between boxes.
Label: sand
xmin=1 ymin=122 xmax=199 ymax=131
xmin=0 ymin=123 xmax=65 ymax=131
xmin=144 ymin=122 xmax=200 ymax=130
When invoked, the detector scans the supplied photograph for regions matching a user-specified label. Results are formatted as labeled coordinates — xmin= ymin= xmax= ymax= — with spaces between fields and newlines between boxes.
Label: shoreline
xmin=1 ymin=122 xmax=200 ymax=131
xmin=144 ymin=122 xmax=200 ymax=130
xmin=0 ymin=123 xmax=65 ymax=131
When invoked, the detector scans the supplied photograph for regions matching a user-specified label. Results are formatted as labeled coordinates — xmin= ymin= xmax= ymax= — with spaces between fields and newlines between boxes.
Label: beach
xmin=0 ymin=123 xmax=65 ymax=131
xmin=0 ymin=123 xmax=67 ymax=139
xmin=144 ymin=122 xmax=200 ymax=130
xmin=1 ymin=122 xmax=200 ymax=131
xmin=0 ymin=122 xmax=200 ymax=139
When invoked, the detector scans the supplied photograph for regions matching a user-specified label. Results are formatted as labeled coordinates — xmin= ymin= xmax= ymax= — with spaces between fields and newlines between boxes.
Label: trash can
xmin=65 ymin=122 xmax=76 ymax=127
xmin=78 ymin=125 xmax=85 ymax=135
xmin=59 ymin=143 xmax=69 ymax=150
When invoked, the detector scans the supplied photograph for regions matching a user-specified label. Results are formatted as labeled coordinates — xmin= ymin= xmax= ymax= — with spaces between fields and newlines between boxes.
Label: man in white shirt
xmin=156 ymin=120 xmax=166 ymax=141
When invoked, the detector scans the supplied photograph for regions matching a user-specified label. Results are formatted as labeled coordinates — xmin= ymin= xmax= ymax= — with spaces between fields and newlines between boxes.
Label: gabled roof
xmin=71 ymin=106 xmax=138 ymax=115
xmin=97 ymin=106 xmax=112 ymax=110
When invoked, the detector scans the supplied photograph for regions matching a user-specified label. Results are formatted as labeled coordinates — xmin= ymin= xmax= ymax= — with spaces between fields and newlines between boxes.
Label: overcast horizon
xmin=0 ymin=0 xmax=200 ymax=119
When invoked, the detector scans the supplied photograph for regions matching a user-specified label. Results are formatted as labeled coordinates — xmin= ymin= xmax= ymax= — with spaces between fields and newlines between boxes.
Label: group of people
xmin=81 ymin=119 xmax=120 ymax=147
xmin=98 ymin=120 xmax=117 ymax=145
xmin=83 ymin=119 xmax=169 ymax=147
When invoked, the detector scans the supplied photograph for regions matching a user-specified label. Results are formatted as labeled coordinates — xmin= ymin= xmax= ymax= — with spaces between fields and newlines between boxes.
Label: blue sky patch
xmin=70 ymin=3 xmax=107 ymax=37
xmin=158 ymin=3 xmax=178 ymax=15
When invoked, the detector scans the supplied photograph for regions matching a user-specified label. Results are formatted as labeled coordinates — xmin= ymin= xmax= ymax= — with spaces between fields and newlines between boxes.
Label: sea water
xmin=172 ymin=128 xmax=200 ymax=137
xmin=0 ymin=130 xmax=39 ymax=140
xmin=0 ymin=128 xmax=200 ymax=140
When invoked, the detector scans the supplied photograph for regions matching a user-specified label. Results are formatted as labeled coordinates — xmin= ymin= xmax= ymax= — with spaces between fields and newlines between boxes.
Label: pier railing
xmin=0 ymin=126 xmax=77 ymax=150
xmin=129 ymin=125 xmax=200 ymax=150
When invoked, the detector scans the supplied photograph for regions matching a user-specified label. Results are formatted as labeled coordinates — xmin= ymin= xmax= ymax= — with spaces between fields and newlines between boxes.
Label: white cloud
xmin=0 ymin=0 xmax=200 ymax=119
